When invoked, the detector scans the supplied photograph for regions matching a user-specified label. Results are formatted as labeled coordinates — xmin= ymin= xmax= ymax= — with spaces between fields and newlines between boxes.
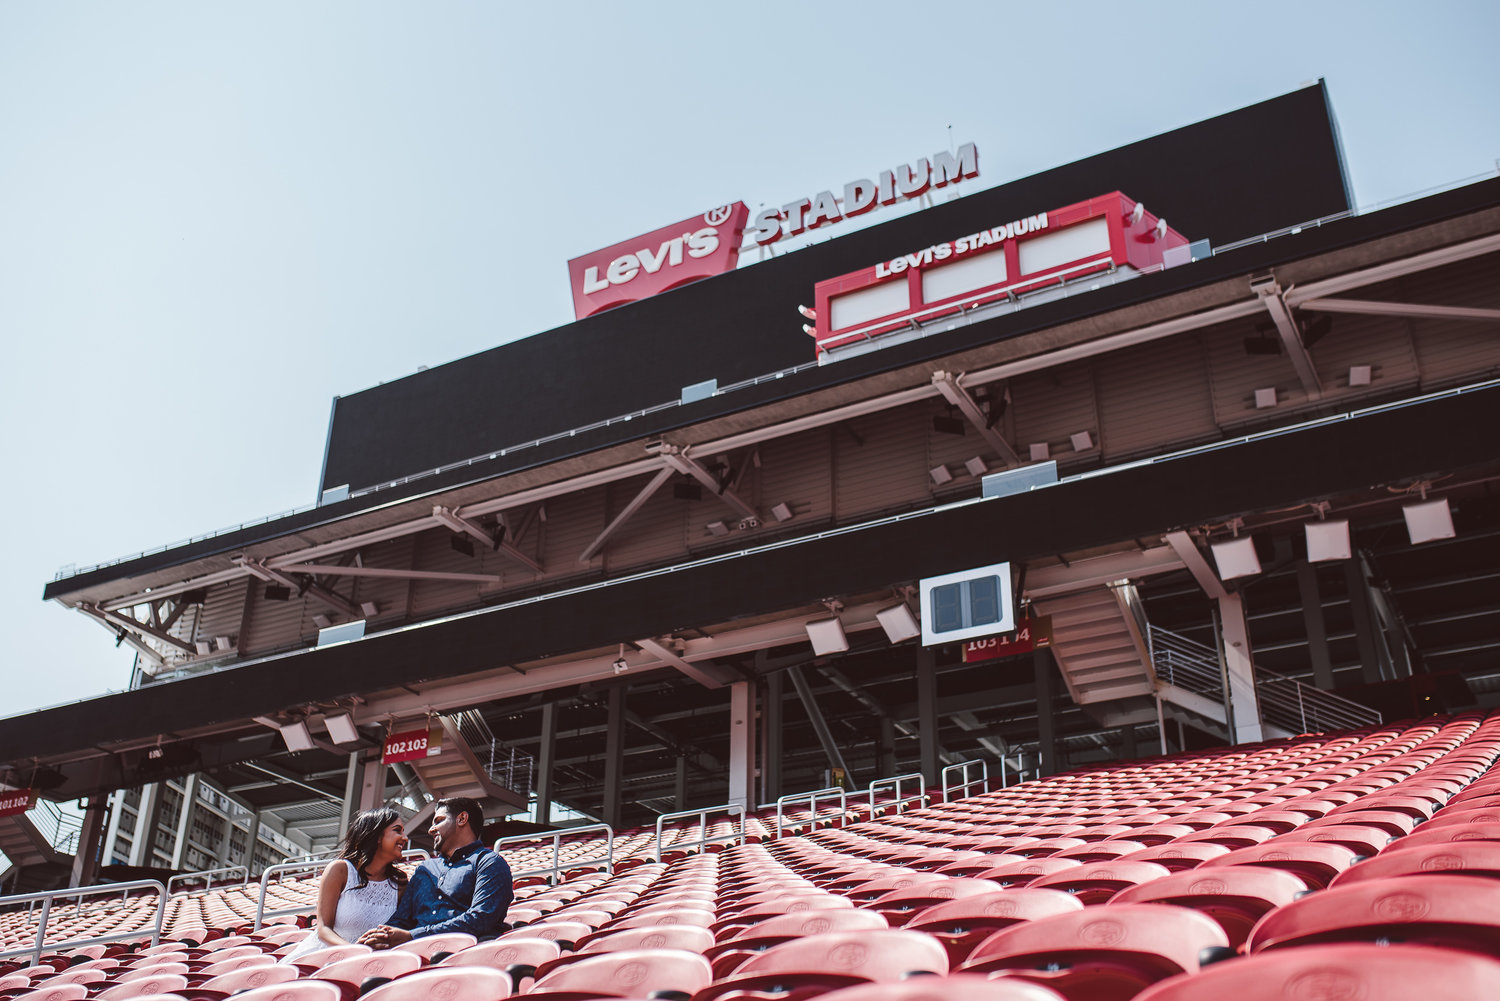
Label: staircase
xmin=0 ymin=801 xmax=74 ymax=892
xmin=405 ymin=713 xmax=532 ymax=822
xmin=1150 ymin=625 xmax=1382 ymax=738
xmin=1031 ymin=584 xmax=1155 ymax=704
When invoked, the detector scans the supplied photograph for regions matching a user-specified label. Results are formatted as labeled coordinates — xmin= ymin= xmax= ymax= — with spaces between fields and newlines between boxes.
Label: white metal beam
xmin=1284 ymin=232 xmax=1500 ymax=305
xmin=1163 ymin=531 xmax=1228 ymax=600
xmin=660 ymin=448 xmax=757 ymax=520
xmin=433 ymin=506 xmax=542 ymax=573
xmin=578 ymin=465 xmax=675 ymax=563
xmin=634 ymin=637 xmax=733 ymax=690
xmin=276 ymin=563 xmax=501 ymax=585
xmin=85 ymin=603 xmax=196 ymax=655
xmin=1025 ymin=546 xmax=1185 ymax=598
xmin=77 ymin=604 xmax=166 ymax=666
xmin=932 ymin=371 xmax=1021 ymax=466
xmin=1296 ymin=297 xmax=1500 ymax=322
xmin=1252 ymin=278 xmax=1322 ymax=397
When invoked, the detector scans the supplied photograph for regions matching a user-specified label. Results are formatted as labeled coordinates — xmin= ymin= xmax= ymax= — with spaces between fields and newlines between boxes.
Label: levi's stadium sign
xmin=0 ymin=787 xmax=37 ymax=817
xmin=568 ymin=203 xmax=750 ymax=320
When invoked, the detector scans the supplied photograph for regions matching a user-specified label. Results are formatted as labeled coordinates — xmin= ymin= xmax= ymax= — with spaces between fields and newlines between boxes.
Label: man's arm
xmin=408 ymin=852 xmax=512 ymax=939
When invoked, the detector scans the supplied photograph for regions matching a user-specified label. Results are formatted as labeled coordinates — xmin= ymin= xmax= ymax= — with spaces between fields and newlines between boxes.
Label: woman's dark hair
xmin=339 ymin=806 xmax=408 ymax=891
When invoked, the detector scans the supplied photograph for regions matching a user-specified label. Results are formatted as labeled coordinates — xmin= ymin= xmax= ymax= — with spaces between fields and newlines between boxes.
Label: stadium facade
xmin=5 ymin=81 xmax=1500 ymax=889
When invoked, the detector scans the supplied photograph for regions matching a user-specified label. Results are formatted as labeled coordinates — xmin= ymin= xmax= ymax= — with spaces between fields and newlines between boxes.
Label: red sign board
xmin=383 ymin=726 xmax=442 ymax=765
xmin=809 ymin=191 xmax=1189 ymax=357
xmin=568 ymin=203 xmax=749 ymax=320
xmin=0 ymin=787 xmax=37 ymax=817
xmin=962 ymin=616 xmax=1052 ymax=664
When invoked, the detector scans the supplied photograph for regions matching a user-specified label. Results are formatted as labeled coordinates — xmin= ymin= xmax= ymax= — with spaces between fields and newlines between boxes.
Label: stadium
xmin=3 ymin=81 xmax=1500 ymax=997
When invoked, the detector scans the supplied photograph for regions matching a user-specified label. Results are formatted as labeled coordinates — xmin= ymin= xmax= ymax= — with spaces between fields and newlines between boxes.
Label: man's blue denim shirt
xmin=389 ymin=841 xmax=512 ymax=938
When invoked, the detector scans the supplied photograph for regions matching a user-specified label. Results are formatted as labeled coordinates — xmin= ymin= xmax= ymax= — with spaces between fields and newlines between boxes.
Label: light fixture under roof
xmin=876 ymin=604 xmax=921 ymax=644
xmin=1403 ymin=498 xmax=1455 ymax=545
xmin=1070 ymin=431 xmax=1094 ymax=452
xmin=964 ymin=457 xmax=988 ymax=477
xmin=805 ymin=616 xmax=850 ymax=656
xmin=929 ymin=465 xmax=953 ymax=485
xmin=1255 ymin=388 xmax=1278 ymax=409
xmin=1029 ymin=443 xmax=1050 ymax=461
xmin=1349 ymin=365 xmax=1372 ymax=386
xmin=324 ymin=712 xmax=360 ymax=745
xmin=772 ymin=502 xmax=794 ymax=522
xmin=1305 ymin=519 xmax=1352 ymax=563
xmin=1210 ymin=536 xmax=1262 ymax=580
xmin=278 ymin=720 xmax=315 ymax=753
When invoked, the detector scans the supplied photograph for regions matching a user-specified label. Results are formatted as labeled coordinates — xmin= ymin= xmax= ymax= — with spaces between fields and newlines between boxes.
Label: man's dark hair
xmin=436 ymin=796 xmax=484 ymax=835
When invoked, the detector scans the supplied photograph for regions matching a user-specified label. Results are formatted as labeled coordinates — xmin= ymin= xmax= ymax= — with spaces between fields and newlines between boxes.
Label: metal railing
xmin=0 ymin=880 xmax=166 ymax=966
xmin=450 ymin=711 xmax=537 ymax=798
xmin=868 ymin=773 xmax=927 ymax=815
xmin=254 ymin=848 xmax=429 ymax=928
xmin=774 ymin=787 xmax=847 ymax=837
xmin=29 ymin=799 xmax=84 ymax=857
xmin=1149 ymin=625 xmax=1381 ymax=735
xmin=496 ymin=824 xmax=614 ymax=884
xmin=941 ymin=760 xmax=989 ymax=802
xmin=167 ymin=865 xmax=249 ymax=895
xmin=653 ymin=803 xmax=746 ymax=862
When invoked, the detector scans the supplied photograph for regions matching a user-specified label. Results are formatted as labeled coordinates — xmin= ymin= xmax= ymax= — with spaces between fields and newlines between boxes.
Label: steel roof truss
xmin=578 ymin=465 xmax=676 ymax=563
xmin=1297 ymin=297 xmax=1500 ymax=322
xmin=932 ymin=370 xmax=1021 ymax=466
xmin=1252 ymin=278 xmax=1323 ymax=397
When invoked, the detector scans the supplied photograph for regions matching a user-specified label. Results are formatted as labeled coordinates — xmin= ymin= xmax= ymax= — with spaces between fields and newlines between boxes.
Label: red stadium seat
xmin=315 ymin=950 xmax=423 ymax=992
xmin=198 ymin=962 xmax=300 ymax=995
xmin=1385 ymin=822 xmax=1500 ymax=851
xmin=863 ymin=878 xmax=1003 ymax=925
xmin=13 ymin=984 xmax=89 ymax=1001
xmin=1132 ymin=943 xmax=1500 ymax=1001
xmin=904 ymin=888 xmax=1084 ymax=966
xmin=957 ymin=903 xmax=1230 ymax=1001
xmin=1109 ymin=864 xmax=1306 ymax=947
xmin=359 ymin=966 xmax=511 ymax=1001
xmin=97 ymin=976 xmax=191 ymax=1001
xmin=1201 ymin=840 xmax=1360 ymax=888
xmin=527 ymin=948 xmax=712 ymax=1001
xmin=1115 ymin=843 xmax=1230 ymax=872
xmin=692 ymin=930 xmax=948 ymax=1001
xmin=1027 ymin=861 xmax=1172 ymax=904
xmin=391 ymin=932 xmax=477 ymax=960
xmin=1247 ymin=873 xmax=1500 ymax=957
xmin=814 ymin=974 xmax=1067 ymax=1001
xmin=705 ymin=909 xmax=891 ymax=978
xmin=1332 ymin=840 xmax=1500 ymax=885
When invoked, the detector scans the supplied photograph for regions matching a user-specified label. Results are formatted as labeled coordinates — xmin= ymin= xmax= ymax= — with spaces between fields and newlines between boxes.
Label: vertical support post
xmin=339 ymin=754 xmax=359 ymax=836
xmin=1297 ymin=560 xmax=1335 ymax=689
xmin=1155 ymin=694 xmax=1168 ymax=754
xmin=1343 ymin=559 xmax=1383 ymax=683
xmin=69 ymin=795 xmax=109 ymax=888
xmin=102 ymin=790 xmax=126 ymax=869
xmin=1217 ymin=593 xmax=1266 ymax=744
xmin=535 ymin=702 xmax=558 ymax=826
xmin=674 ymin=756 xmax=688 ymax=812
xmin=728 ymin=681 xmax=754 ymax=813
xmin=1034 ymin=647 xmax=1057 ymax=777
xmin=170 ymin=773 xmax=201 ymax=869
xmin=128 ymin=783 xmax=164 ymax=867
xmin=1120 ymin=724 xmax=1138 ymax=761
xmin=878 ymin=718 xmax=897 ymax=778
xmin=240 ymin=809 xmax=262 ymax=869
xmin=601 ymin=685 xmax=626 ymax=828
xmin=916 ymin=647 xmax=940 ymax=787
xmin=762 ymin=669 xmax=783 ymax=804
xmin=789 ymin=665 xmax=851 ymax=782
xmin=356 ymin=755 xmax=385 ymax=812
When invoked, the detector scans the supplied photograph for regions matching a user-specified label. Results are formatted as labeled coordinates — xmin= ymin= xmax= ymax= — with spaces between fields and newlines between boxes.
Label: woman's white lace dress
xmin=280 ymin=860 xmax=400 ymax=962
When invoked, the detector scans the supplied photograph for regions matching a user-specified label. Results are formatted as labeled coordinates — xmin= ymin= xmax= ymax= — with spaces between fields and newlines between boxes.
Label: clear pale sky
xmin=2 ymin=1 xmax=1497 ymax=718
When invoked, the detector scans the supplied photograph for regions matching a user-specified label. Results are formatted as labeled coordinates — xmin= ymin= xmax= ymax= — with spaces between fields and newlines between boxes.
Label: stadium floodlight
xmin=1305 ymin=520 xmax=1352 ymax=562
xmin=324 ymin=712 xmax=360 ymax=745
xmin=1403 ymin=498 xmax=1455 ymax=545
xmin=805 ymin=616 xmax=850 ymax=655
xmin=1210 ymin=536 xmax=1262 ymax=580
xmin=278 ymin=720 xmax=315 ymax=753
xmin=876 ymin=604 xmax=921 ymax=644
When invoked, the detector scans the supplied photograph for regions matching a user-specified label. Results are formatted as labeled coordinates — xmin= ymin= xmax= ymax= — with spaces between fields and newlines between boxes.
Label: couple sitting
xmin=283 ymin=796 xmax=512 ymax=962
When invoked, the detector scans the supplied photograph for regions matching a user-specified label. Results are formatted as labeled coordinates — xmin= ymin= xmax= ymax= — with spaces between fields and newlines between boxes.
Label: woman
xmin=281 ymin=807 xmax=408 ymax=962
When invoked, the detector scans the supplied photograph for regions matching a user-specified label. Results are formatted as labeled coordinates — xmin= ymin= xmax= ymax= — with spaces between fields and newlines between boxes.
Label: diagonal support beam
xmin=277 ymin=563 xmax=500 ymax=585
xmin=432 ymin=506 xmax=542 ymax=573
xmin=932 ymin=371 xmax=1022 ymax=466
xmin=660 ymin=447 xmax=757 ymax=520
xmin=1251 ymin=278 xmax=1322 ymax=397
xmin=579 ymin=465 xmax=676 ymax=563
xmin=83 ymin=602 xmax=196 ymax=654
xmin=787 ymin=664 xmax=852 ymax=780
xmin=1164 ymin=531 xmax=1228 ymax=600
xmin=1296 ymin=297 xmax=1500 ymax=322
xmin=238 ymin=558 xmax=362 ymax=619
xmin=77 ymin=604 xmax=166 ymax=665
xmin=635 ymin=637 xmax=733 ymax=690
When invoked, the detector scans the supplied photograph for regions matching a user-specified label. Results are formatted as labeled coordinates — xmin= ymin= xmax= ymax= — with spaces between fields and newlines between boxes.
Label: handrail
xmin=254 ymin=849 xmax=430 ymax=928
xmin=940 ymin=759 xmax=988 ymax=802
xmin=774 ymin=787 xmax=847 ymax=837
xmin=0 ymin=880 xmax=166 ymax=966
xmin=167 ymin=865 xmax=249 ymax=895
xmin=653 ymin=803 xmax=746 ymax=862
xmin=868 ymin=772 xmax=927 ymax=815
xmin=496 ymin=824 xmax=614 ymax=885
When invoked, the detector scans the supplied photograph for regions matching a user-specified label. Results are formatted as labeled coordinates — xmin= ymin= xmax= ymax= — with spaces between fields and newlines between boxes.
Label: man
xmin=359 ymin=796 xmax=512 ymax=947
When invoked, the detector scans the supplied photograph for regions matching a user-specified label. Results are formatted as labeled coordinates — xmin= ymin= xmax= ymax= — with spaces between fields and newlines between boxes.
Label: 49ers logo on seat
xmin=568 ymin=203 xmax=749 ymax=319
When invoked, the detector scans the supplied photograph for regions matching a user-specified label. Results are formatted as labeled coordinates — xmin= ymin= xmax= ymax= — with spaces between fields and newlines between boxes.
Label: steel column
xmin=1218 ymin=593 xmax=1266 ymax=744
xmin=1297 ymin=560 xmax=1336 ymax=689
xmin=535 ymin=702 xmax=558 ymax=826
xmin=1034 ymin=648 xmax=1057 ymax=777
xmin=916 ymin=648 xmax=940 ymax=787
xmin=602 ymin=686 xmax=626 ymax=827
